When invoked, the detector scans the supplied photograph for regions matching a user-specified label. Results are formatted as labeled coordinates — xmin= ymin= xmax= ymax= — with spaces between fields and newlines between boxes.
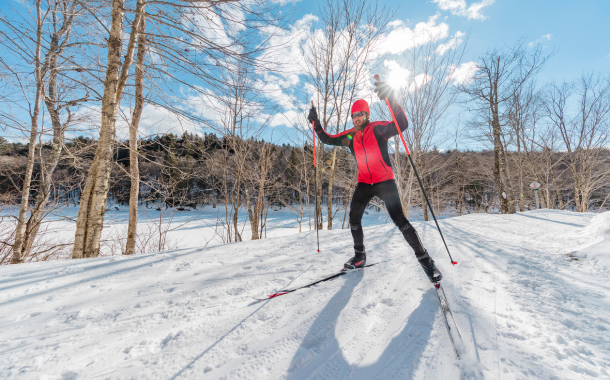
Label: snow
xmin=1 ymin=209 xmax=609 ymax=379
xmin=3 ymin=204 xmax=405 ymax=258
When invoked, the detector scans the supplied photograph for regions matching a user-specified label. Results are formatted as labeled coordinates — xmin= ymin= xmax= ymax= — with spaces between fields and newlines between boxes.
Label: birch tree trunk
xmin=125 ymin=11 xmax=146 ymax=255
xmin=11 ymin=0 xmax=44 ymax=264
xmin=72 ymin=0 xmax=143 ymax=259
xmin=246 ymin=188 xmax=259 ymax=240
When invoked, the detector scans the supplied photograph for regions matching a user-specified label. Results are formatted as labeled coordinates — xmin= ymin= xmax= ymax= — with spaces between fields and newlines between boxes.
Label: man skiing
xmin=307 ymin=81 xmax=442 ymax=283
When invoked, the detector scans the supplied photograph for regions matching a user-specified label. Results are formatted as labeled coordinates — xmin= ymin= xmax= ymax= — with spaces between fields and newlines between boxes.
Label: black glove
xmin=374 ymin=81 xmax=394 ymax=101
xmin=307 ymin=106 xmax=321 ymax=128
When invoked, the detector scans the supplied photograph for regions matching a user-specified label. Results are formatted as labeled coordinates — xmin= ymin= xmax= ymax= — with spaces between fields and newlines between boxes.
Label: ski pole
xmin=374 ymin=75 xmax=457 ymax=265
xmin=311 ymin=100 xmax=320 ymax=252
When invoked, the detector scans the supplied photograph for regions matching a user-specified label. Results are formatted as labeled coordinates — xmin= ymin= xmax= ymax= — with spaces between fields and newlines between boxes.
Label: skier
xmin=307 ymin=81 xmax=442 ymax=283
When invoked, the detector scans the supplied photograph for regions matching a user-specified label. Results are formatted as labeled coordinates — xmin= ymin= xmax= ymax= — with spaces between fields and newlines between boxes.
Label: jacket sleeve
xmin=374 ymin=99 xmax=408 ymax=140
xmin=314 ymin=123 xmax=351 ymax=147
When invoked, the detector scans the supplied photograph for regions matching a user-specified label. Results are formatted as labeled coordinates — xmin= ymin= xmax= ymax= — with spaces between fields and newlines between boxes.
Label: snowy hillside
xmin=1 ymin=210 xmax=609 ymax=379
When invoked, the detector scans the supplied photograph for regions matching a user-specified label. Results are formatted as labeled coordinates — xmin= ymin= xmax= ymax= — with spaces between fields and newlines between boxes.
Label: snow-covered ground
xmin=1 ymin=209 xmax=609 ymax=379
xmin=2 ymin=203 xmax=410 ymax=258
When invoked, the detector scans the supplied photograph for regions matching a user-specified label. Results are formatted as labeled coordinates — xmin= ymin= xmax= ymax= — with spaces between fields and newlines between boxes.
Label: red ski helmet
xmin=351 ymin=99 xmax=370 ymax=116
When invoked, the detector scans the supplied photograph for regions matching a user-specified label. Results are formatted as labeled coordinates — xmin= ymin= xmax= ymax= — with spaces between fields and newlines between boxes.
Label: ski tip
xmin=435 ymin=283 xmax=441 ymax=289
xmin=253 ymin=291 xmax=288 ymax=300
xmin=317 ymin=250 xmax=320 ymax=253
xmin=451 ymin=261 xmax=458 ymax=266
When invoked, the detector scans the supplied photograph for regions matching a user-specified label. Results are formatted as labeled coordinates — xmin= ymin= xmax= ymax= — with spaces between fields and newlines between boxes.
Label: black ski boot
xmin=344 ymin=252 xmax=366 ymax=270
xmin=419 ymin=257 xmax=442 ymax=283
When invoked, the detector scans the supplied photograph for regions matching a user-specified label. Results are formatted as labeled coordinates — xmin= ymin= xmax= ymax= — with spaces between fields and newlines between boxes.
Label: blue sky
xmin=290 ymin=0 xmax=609 ymax=84
xmin=1 ymin=0 xmax=609 ymax=149
xmin=261 ymin=0 xmax=610 ymax=149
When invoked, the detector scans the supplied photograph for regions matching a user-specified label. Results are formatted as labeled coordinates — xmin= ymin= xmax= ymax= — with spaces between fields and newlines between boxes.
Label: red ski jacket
xmin=315 ymin=104 xmax=408 ymax=184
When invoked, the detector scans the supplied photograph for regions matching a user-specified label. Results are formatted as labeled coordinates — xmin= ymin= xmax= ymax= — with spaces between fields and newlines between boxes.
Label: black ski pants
xmin=349 ymin=180 xmax=428 ymax=260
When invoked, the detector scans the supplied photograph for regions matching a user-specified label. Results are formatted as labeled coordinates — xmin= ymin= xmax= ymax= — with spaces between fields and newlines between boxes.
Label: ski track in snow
xmin=0 ymin=210 xmax=609 ymax=379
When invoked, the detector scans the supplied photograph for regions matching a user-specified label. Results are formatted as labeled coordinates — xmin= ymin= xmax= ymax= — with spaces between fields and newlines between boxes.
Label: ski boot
xmin=419 ymin=257 xmax=442 ymax=283
xmin=344 ymin=252 xmax=366 ymax=270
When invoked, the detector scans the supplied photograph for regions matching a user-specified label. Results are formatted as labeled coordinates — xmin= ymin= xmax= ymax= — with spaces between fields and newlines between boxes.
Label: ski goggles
xmin=351 ymin=111 xmax=367 ymax=119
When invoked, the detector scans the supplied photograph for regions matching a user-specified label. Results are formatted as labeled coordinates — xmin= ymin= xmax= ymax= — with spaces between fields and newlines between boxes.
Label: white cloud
xmin=256 ymin=14 xmax=317 ymax=77
xmin=382 ymin=60 xmax=431 ymax=93
xmin=268 ymin=109 xmax=302 ymax=128
xmin=255 ymin=75 xmax=299 ymax=111
xmin=447 ymin=61 xmax=478 ymax=86
xmin=436 ymin=31 xmax=465 ymax=55
xmin=220 ymin=5 xmax=246 ymax=36
xmin=251 ymin=13 xmax=465 ymax=129
xmin=528 ymin=33 xmax=553 ymax=47
xmin=409 ymin=73 xmax=432 ymax=92
xmin=114 ymin=104 xmax=202 ymax=139
xmin=183 ymin=8 xmax=231 ymax=48
xmin=433 ymin=0 xmax=495 ymax=20
xmin=384 ymin=60 xmax=412 ymax=89
xmin=270 ymin=0 xmax=302 ymax=5
xmin=377 ymin=16 xmax=450 ymax=56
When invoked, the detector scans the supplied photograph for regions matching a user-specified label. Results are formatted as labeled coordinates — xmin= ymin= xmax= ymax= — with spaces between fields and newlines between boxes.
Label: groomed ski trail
xmin=1 ymin=210 xmax=609 ymax=379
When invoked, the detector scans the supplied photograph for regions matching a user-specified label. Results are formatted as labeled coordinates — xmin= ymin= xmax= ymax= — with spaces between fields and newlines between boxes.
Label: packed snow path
xmin=1 ymin=210 xmax=609 ymax=379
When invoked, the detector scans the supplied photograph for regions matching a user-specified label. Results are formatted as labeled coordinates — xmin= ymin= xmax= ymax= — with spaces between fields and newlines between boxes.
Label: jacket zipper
xmin=378 ymin=158 xmax=389 ymax=173
xmin=360 ymin=131 xmax=373 ymax=184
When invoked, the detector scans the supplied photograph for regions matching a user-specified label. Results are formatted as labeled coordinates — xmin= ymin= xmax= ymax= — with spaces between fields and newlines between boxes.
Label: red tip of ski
xmin=435 ymin=283 xmax=440 ymax=289
xmin=317 ymin=250 xmax=320 ymax=252
xmin=268 ymin=292 xmax=287 ymax=298
xmin=451 ymin=261 xmax=458 ymax=265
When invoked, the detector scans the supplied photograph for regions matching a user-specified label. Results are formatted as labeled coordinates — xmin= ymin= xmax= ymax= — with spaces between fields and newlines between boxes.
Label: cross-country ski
xmin=254 ymin=259 xmax=391 ymax=300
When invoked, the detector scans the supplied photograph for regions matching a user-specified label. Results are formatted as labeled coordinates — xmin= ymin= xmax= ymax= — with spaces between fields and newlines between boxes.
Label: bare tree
xmin=545 ymin=74 xmax=610 ymax=212
xmin=1 ymin=0 xmax=92 ymax=263
xmin=535 ymin=131 xmax=568 ymax=210
xmin=72 ymin=0 xmax=145 ymax=259
xmin=506 ymin=81 xmax=544 ymax=211
xmin=461 ymin=40 xmax=550 ymax=214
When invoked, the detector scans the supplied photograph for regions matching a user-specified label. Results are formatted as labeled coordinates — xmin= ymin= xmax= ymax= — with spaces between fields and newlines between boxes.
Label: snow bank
xmin=1 ymin=209 xmax=609 ymax=379
xmin=577 ymin=211 xmax=610 ymax=280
